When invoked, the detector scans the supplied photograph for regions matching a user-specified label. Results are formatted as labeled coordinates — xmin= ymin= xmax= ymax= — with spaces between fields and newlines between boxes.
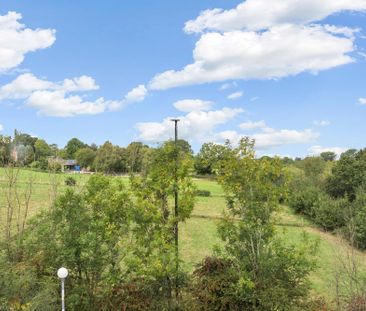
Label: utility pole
xmin=171 ymin=118 xmax=180 ymax=299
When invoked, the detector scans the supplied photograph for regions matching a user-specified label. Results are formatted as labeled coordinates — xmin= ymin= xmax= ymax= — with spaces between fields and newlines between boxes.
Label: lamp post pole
xmin=171 ymin=118 xmax=180 ymax=299
xmin=57 ymin=267 xmax=68 ymax=311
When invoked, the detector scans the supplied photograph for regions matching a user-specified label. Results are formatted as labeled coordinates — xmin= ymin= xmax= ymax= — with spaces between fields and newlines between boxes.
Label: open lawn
xmin=1 ymin=168 xmax=366 ymax=304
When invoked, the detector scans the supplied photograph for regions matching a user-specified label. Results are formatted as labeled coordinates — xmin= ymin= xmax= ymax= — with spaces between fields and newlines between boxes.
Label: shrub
xmin=195 ymin=189 xmax=211 ymax=197
xmin=65 ymin=176 xmax=76 ymax=186
xmin=312 ymin=195 xmax=347 ymax=231
xmin=289 ymin=187 xmax=320 ymax=217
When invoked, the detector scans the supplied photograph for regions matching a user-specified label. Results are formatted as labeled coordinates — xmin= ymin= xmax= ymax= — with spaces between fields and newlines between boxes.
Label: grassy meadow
xmin=1 ymin=167 xmax=366 ymax=304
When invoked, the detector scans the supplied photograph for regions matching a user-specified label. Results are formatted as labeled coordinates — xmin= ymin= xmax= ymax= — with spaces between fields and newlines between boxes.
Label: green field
xmin=1 ymin=168 xmax=366 ymax=304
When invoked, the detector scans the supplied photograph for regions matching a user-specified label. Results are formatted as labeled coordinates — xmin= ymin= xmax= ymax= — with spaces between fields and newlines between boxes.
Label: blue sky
xmin=0 ymin=0 xmax=366 ymax=156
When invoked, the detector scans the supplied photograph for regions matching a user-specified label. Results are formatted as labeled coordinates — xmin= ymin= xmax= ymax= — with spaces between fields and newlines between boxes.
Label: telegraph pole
xmin=171 ymin=118 xmax=180 ymax=299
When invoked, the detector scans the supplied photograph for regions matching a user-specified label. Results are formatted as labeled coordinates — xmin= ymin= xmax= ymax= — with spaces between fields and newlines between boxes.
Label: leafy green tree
xmin=128 ymin=141 xmax=196 ymax=307
xmin=325 ymin=149 xmax=366 ymax=200
xmin=22 ymin=175 xmax=132 ymax=310
xmin=125 ymin=142 xmax=149 ymax=173
xmin=0 ymin=135 xmax=11 ymax=165
xmin=320 ymin=151 xmax=336 ymax=162
xmin=193 ymin=138 xmax=315 ymax=310
xmin=194 ymin=142 xmax=229 ymax=175
xmin=34 ymin=139 xmax=52 ymax=161
xmin=75 ymin=147 xmax=96 ymax=169
xmin=302 ymin=156 xmax=326 ymax=180
xmin=93 ymin=141 xmax=127 ymax=173
xmin=65 ymin=138 xmax=87 ymax=159
xmin=13 ymin=130 xmax=37 ymax=149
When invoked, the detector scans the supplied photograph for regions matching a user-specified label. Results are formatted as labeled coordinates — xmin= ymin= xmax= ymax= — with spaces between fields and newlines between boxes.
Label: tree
xmin=301 ymin=156 xmax=326 ymax=181
xmin=34 ymin=139 xmax=52 ymax=161
xmin=75 ymin=148 xmax=96 ymax=169
xmin=0 ymin=135 xmax=12 ymax=165
xmin=193 ymin=138 xmax=315 ymax=310
xmin=22 ymin=175 xmax=132 ymax=310
xmin=326 ymin=149 xmax=366 ymax=201
xmin=128 ymin=141 xmax=195 ymax=307
xmin=65 ymin=138 xmax=87 ymax=159
xmin=194 ymin=142 xmax=229 ymax=175
xmin=125 ymin=142 xmax=149 ymax=173
xmin=320 ymin=151 xmax=336 ymax=162
xmin=93 ymin=141 xmax=127 ymax=173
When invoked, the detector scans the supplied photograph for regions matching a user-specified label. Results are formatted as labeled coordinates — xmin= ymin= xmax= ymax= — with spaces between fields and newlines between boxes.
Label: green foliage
xmin=34 ymin=139 xmax=52 ymax=161
xmin=195 ymin=189 xmax=211 ymax=197
xmin=194 ymin=142 xmax=229 ymax=175
xmin=65 ymin=176 xmax=77 ymax=186
xmin=128 ymin=141 xmax=196 ymax=305
xmin=325 ymin=149 xmax=366 ymax=201
xmin=125 ymin=142 xmax=149 ymax=173
xmin=320 ymin=151 xmax=337 ymax=162
xmin=65 ymin=138 xmax=87 ymax=159
xmin=312 ymin=195 xmax=347 ymax=231
xmin=289 ymin=187 xmax=320 ymax=217
xmin=21 ymin=175 xmax=132 ymax=310
xmin=206 ymin=138 xmax=315 ymax=310
xmin=93 ymin=141 xmax=127 ymax=174
xmin=75 ymin=147 xmax=96 ymax=169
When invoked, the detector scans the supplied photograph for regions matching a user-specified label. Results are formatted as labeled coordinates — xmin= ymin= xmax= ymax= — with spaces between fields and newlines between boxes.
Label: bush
xmin=312 ymin=195 xmax=347 ymax=231
xmin=65 ymin=176 xmax=76 ymax=186
xmin=195 ymin=189 xmax=211 ymax=197
xmin=289 ymin=187 xmax=320 ymax=217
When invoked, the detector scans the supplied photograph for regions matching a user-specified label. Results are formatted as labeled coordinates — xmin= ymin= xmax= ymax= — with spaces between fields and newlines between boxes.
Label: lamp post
xmin=171 ymin=118 xmax=180 ymax=299
xmin=57 ymin=267 xmax=68 ymax=311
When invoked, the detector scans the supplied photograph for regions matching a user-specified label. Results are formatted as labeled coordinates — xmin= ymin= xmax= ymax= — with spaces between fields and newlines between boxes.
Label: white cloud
xmin=220 ymin=81 xmax=237 ymax=90
xmin=26 ymin=90 xmax=118 ymax=117
xmin=358 ymin=98 xmax=366 ymax=105
xmin=227 ymin=91 xmax=243 ymax=100
xmin=308 ymin=145 xmax=348 ymax=157
xmin=0 ymin=73 xmax=99 ymax=100
xmin=0 ymin=124 xmax=3 ymax=132
xmin=124 ymin=84 xmax=147 ymax=103
xmin=252 ymin=128 xmax=319 ymax=149
xmin=0 ymin=73 xmax=124 ymax=117
xmin=136 ymin=107 xmax=243 ymax=142
xmin=184 ymin=0 xmax=366 ymax=33
xmin=239 ymin=120 xmax=266 ymax=130
xmin=214 ymin=127 xmax=319 ymax=149
xmin=313 ymin=120 xmax=331 ymax=126
xmin=0 ymin=11 xmax=56 ymax=73
xmin=173 ymin=99 xmax=213 ymax=112
xmin=149 ymin=24 xmax=355 ymax=90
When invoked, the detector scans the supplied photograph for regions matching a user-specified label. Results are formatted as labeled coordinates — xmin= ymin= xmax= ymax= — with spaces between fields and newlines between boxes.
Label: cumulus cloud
xmin=227 ymin=91 xmax=243 ymax=100
xmin=313 ymin=120 xmax=331 ymax=126
xmin=0 ymin=124 xmax=3 ymax=132
xmin=308 ymin=145 xmax=348 ymax=157
xmin=358 ymin=98 xmax=366 ymax=105
xmin=149 ymin=24 xmax=355 ymax=90
xmin=0 ymin=73 xmax=126 ymax=116
xmin=124 ymin=84 xmax=147 ymax=103
xmin=136 ymin=107 xmax=243 ymax=142
xmin=239 ymin=120 xmax=266 ymax=130
xmin=0 ymin=73 xmax=98 ymax=100
xmin=0 ymin=11 xmax=56 ymax=73
xmin=184 ymin=0 xmax=366 ymax=33
xmin=26 ymin=91 xmax=112 ymax=117
xmin=214 ymin=127 xmax=318 ymax=149
xmin=173 ymin=99 xmax=213 ymax=112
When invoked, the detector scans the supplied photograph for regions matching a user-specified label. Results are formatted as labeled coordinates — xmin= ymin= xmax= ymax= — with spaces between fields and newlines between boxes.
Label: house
xmin=63 ymin=159 xmax=80 ymax=172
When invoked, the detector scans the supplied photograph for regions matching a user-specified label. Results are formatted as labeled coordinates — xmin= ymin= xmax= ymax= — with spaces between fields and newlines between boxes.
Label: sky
xmin=0 ymin=0 xmax=366 ymax=157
